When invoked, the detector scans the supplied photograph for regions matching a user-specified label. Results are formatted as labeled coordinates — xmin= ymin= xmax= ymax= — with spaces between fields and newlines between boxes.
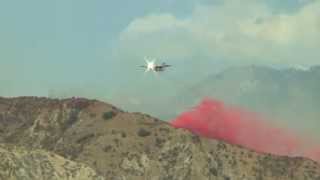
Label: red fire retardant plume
xmin=170 ymin=98 xmax=320 ymax=162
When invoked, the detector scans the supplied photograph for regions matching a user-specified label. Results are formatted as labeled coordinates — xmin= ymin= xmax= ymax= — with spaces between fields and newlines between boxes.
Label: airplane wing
xmin=161 ymin=62 xmax=171 ymax=67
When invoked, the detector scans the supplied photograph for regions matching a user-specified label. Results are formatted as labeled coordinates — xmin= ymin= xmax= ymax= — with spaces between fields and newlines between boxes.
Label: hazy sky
xmin=1 ymin=0 xmax=319 ymax=116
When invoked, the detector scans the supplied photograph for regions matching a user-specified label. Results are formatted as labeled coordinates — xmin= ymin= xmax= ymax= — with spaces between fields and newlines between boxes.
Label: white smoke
xmin=116 ymin=0 xmax=320 ymax=66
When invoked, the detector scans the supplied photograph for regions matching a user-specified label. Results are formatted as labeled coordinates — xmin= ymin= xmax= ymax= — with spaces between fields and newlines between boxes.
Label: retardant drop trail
xmin=170 ymin=98 xmax=320 ymax=162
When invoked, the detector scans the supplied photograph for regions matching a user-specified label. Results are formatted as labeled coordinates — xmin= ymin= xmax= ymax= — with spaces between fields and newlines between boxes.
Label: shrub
xmin=102 ymin=111 xmax=116 ymax=120
xmin=137 ymin=128 xmax=151 ymax=137
xmin=89 ymin=113 xmax=96 ymax=118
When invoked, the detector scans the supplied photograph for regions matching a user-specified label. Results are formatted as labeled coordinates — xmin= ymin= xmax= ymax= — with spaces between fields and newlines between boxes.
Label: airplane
xmin=140 ymin=57 xmax=171 ymax=72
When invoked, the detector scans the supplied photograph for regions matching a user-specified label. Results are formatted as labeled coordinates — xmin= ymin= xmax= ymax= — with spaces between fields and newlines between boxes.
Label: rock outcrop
xmin=0 ymin=143 xmax=103 ymax=180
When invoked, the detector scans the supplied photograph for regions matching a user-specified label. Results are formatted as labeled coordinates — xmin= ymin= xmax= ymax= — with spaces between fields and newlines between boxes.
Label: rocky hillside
xmin=0 ymin=96 xmax=320 ymax=180
xmin=0 ymin=143 xmax=103 ymax=180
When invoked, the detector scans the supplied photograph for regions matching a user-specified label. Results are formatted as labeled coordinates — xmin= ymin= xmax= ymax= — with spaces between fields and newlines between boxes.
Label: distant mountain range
xmin=172 ymin=65 xmax=320 ymax=135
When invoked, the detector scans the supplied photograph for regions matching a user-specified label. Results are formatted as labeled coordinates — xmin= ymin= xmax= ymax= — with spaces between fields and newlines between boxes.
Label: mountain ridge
xmin=0 ymin=96 xmax=320 ymax=179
